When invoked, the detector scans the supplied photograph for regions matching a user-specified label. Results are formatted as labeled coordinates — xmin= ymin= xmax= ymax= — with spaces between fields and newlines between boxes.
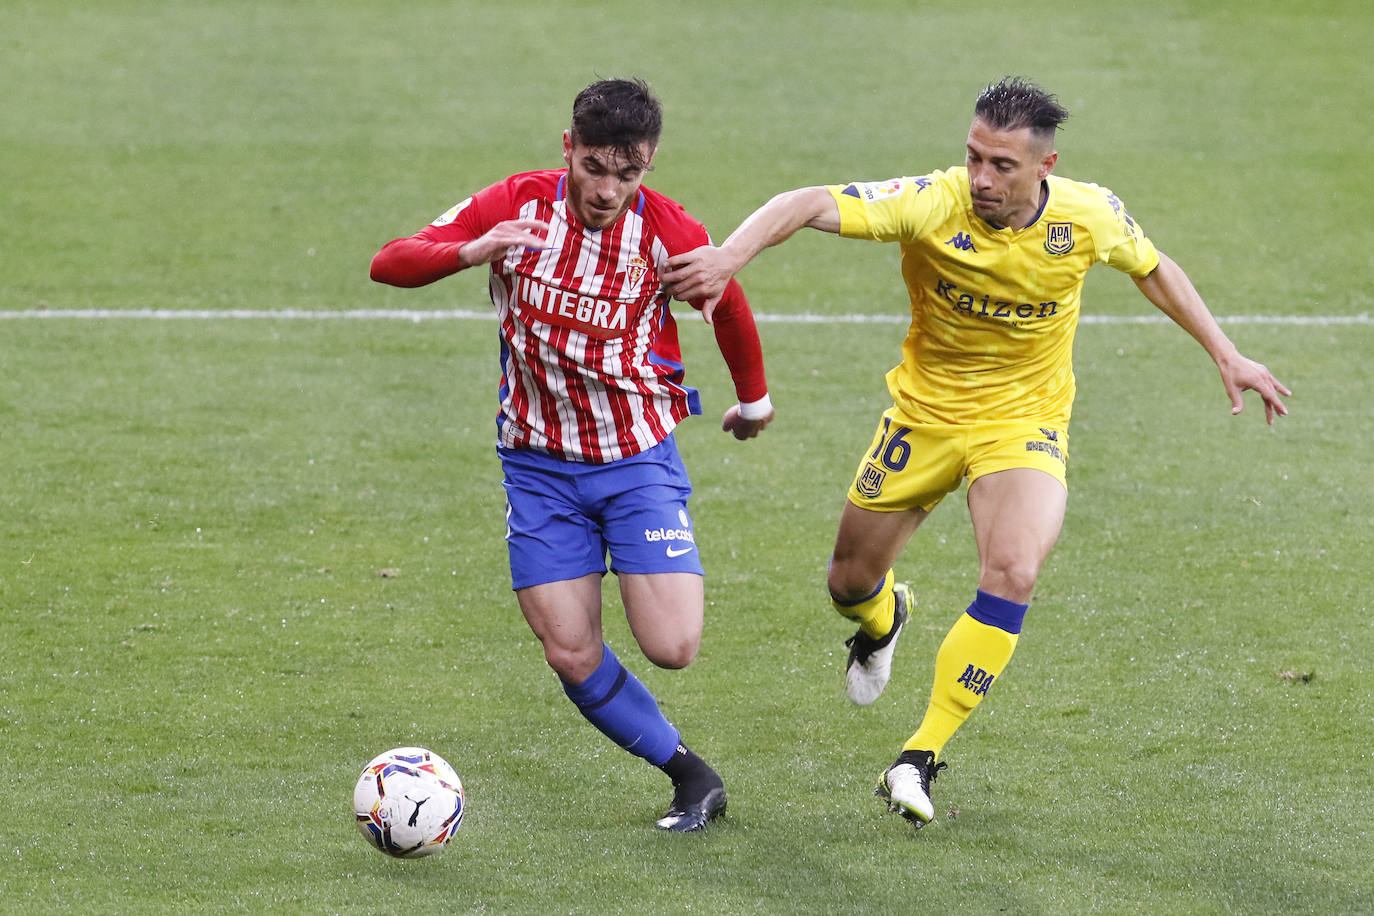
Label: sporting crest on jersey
xmin=626 ymin=255 xmax=648 ymax=289
xmin=1044 ymin=222 xmax=1074 ymax=255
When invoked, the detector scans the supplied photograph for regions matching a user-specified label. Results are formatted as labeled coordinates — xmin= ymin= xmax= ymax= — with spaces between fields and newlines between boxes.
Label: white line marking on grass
xmin=753 ymin=313 xmax=1372 ymax=326
xmin=0 ymin=308 xmax=494 ymax=322
xmin=0 ymin=308 xmax=1368 ymax=326
xmin=1083 ymin=314 xmax=1371 ymax=326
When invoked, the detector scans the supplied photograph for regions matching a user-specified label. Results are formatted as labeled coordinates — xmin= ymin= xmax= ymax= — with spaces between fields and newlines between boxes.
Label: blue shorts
xmin=499 ymin=435 xmax=704 ymax=590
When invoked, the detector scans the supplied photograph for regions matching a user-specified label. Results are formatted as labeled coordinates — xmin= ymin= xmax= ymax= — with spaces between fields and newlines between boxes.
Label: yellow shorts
xmin=846 ymin=410 xmax=1069 ymax=513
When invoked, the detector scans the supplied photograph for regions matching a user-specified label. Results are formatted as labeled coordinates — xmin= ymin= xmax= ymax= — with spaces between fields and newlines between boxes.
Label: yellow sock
xmin=830 ymin=569 xmax=895 ymax=638
xmin=905 ymin=610 xmax=1020 ymax=759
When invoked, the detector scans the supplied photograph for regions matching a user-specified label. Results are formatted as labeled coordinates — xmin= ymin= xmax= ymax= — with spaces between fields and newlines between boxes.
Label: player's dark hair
xmin=974 ymin=77 xmax=1069 ymax=143
xmin=570 ymin=78 xmax=662 ymax=169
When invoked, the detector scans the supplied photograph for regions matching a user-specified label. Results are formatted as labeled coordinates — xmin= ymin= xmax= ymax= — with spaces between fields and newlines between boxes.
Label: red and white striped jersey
xmin=372 ymin=169 xmax=767 ymax=463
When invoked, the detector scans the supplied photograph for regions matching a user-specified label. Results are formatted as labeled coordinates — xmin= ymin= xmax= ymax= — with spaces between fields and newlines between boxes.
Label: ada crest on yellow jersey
xmin=1044 ymin=222 xmax=1074 ymax=255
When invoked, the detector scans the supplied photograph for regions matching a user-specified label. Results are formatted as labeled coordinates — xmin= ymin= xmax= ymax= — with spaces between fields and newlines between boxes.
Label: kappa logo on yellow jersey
xmin=946 ymin=231 xmax=978 ymax=252
xmin=1105 ymin=192 xmax=1144 ymax=239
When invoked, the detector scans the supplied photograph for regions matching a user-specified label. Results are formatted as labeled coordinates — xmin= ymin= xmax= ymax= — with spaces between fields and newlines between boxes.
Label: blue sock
xmin=966 ymin=589 xmax=1029 ymax=635
xmin=561 ymin=644 xmax=681 ymax=767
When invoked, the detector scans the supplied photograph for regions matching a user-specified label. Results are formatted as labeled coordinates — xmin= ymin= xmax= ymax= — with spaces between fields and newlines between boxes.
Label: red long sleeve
xmin=370 ymin=236 xmax=467 ymax=288
xmin=705 ymin=278 xmax=769 ymax=404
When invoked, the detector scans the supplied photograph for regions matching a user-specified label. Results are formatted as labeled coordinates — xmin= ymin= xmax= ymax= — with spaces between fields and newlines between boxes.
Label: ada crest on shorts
xmin=856 ymin=462 xmax=887 ymax=498
xmin=1044 ymin=221 xmax=1074 ymax=255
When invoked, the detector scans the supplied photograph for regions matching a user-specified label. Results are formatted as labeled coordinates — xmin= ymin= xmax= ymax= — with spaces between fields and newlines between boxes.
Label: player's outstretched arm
xmin=456 ymin=219 xmax=550 ymax=268
xmin=662 ymin=187 xmax=841 ymax=304
xmin=704 ymin=277 xmax=773 ymax=439
xmin=1133 ymin=252 xmax=1291 ymax=424
xmin=371 ymin=218 xmax=550 ymax=287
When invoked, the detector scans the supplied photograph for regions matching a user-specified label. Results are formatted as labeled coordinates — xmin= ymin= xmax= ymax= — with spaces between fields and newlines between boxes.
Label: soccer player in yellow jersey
xmin=662 ymin=77 xmax=1290 ymax=830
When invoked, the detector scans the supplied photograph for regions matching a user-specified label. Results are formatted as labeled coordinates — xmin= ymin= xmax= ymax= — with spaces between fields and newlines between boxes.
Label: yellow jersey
xmin=829 ymin=167 xmax=1160 ymax=427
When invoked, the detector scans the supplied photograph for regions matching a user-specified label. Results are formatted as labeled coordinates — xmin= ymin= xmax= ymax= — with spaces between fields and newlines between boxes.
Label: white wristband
xmin=737 ymin=393 xmax=773 ymax=420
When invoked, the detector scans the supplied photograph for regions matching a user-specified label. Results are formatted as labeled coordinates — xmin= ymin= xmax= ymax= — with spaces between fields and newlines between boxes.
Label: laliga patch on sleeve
xmin=849 ymin=179 xmax=905 ymax=203
xmin=431 ymin=197 xmax=473 ymax=227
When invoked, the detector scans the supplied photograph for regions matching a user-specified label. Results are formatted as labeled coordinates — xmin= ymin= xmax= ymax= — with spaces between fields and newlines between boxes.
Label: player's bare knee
xmin=828 ymin=574 xmax=890 ymax=606
xmin=979 ymin=558 xmax=1039 ymax=604
xmin=826 ymin=563 xmax=878 ymax=605
xmin=643 ymin=636 xmax=699 ymax=670
xmin=541 ymin=642 xmax=602 ymax=684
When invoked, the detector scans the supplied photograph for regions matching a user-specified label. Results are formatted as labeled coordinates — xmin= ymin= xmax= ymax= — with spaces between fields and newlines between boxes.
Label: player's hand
xmin=1219 ymin=354 xmax=1291 ymax=425
xmin=721 ymin=403 xmax=774 ymax=440
xmin=662 ymin=245 xmax=739 ymax=303
xmin=458 ymin=219 xmax=550 ymax=267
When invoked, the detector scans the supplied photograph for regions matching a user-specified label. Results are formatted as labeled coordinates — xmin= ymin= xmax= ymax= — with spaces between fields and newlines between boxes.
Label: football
xmin=353 ymin=747 xmax=465 ymax=858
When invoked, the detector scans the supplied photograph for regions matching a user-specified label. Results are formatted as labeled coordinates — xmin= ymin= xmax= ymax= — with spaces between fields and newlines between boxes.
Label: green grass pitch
xmin=2 ymin=1 xmax=1371 ymax=913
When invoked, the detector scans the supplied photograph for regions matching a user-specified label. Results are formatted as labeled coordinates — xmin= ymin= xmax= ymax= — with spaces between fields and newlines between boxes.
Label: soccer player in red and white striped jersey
xmin=371 ymin=79 xmax=772 ymax=831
